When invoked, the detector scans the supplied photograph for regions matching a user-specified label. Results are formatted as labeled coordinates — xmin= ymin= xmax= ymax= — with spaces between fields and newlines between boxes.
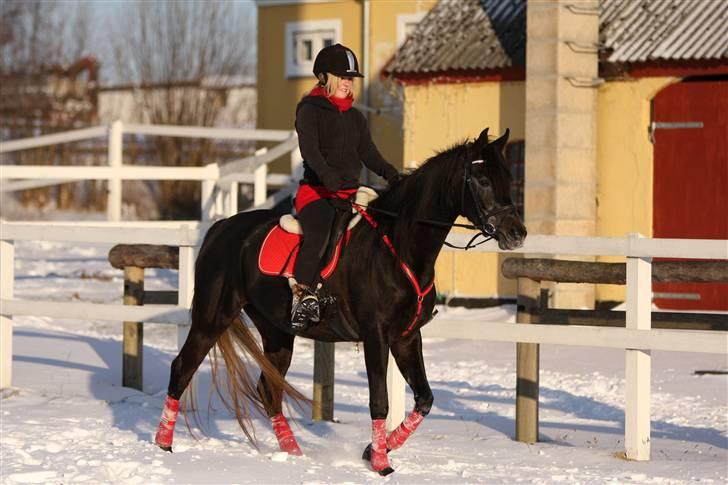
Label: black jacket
xmin=295 ymin=94 xmax=398 ymax=190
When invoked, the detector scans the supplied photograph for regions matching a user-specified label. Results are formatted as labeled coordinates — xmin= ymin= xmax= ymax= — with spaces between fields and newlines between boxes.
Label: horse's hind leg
xmin=155 ymin=318 xmax=231 ymax=451
xmin=247 ymin=307 xmax=302 ymax=455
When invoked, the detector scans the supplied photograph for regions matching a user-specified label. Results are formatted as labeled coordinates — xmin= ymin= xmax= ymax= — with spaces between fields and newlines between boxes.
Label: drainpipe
xmin=361 ymin=0 xmax=371 ymax=183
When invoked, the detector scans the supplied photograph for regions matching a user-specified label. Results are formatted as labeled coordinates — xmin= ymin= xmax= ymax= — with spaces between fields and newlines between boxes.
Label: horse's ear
xmin=476 ymin=128 xmax=490 ymax=147
xmin=491 ymin=128 xmax=510 ymax=152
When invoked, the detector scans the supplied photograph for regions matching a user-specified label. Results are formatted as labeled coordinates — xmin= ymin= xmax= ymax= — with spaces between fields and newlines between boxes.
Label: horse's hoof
xmin=158 ymin=445 xmax=173 ymax=453
xmin=378 ymin=467 xmax=395 ymax=476
xmin=362 ymin=443 xmax=372 ymax=461
xmin=362 ymin=443 xmax=391 ymax=461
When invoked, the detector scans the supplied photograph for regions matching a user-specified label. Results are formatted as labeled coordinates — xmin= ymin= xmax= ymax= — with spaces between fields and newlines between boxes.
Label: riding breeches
xmin=293 ymin=198 xmax=337 ymax=288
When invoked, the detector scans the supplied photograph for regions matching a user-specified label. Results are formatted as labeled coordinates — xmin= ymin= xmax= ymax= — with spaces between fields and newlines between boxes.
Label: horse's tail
xmin=181 ymin=215 xmax=308 ymax=446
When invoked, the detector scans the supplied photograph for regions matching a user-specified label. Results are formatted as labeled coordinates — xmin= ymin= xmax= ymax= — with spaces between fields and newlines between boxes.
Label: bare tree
xmin=109 ymin=0 xmax=255 ymax=218
xmin=0 ymin=0 xmax=98 ymax=213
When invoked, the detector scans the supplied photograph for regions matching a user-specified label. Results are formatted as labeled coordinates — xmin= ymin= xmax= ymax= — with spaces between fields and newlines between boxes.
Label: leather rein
xmin=337 ymin=158 xmax=518 ymax=337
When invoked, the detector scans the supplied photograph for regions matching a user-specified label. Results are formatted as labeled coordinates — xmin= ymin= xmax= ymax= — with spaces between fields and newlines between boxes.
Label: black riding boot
xmin=290 ymin=281 xmax=320 ymax=332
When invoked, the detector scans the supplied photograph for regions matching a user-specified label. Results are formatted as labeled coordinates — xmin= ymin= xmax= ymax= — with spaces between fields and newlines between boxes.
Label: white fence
xmin=1 ymin=125 xmax=727 ymax=462
xmin=1 ymin=221 xmax=726 ymax=462
xmin=0 ymin=120 xmax=303 ymax=221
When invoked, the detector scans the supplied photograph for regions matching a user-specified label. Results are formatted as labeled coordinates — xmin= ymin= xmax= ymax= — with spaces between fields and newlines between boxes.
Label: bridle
xmin=351 ymin=158 xmax=518 ymax=250
xmin=455 ymin=158 xmax=518 ymax=249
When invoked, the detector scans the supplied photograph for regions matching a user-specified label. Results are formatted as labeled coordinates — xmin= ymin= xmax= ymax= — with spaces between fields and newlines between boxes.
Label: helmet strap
xmin=317 ymin=72 xmax=328 ymax=86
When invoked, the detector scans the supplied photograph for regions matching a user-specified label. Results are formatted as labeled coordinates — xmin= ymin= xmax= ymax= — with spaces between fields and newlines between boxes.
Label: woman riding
xmin=290 ymin=43 xmax=400 ymax=331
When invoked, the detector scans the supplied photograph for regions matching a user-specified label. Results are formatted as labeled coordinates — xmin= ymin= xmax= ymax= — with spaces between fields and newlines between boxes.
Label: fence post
xmin=107 ymin=120 xmax=123 ymax=222
xmin=177 ymin=240 xmax=194 ymax=350
xmin=254 ymin=164 xmax=267 ymax=207
xmin=386 ymin=351 xmax=406 ymax=432
xmin=516 ymin=276 xmax=540 ymax=443
xmin=290 ymin=143 xmax=303 ymax=182
xmin=0 ymin=239 xmax=14 ymax=388
xmin=200 ymin=180 xmax=216 ymax=222
xmin=625 ymin=233 xmax=652 ymax=460
xmin=122 ymin=266 xmax=144 ymax=390
xmin=312 ymin=341 xmax=335 ymax=421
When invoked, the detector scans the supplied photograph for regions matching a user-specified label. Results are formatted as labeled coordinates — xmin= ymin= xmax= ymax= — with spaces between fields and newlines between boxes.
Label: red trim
xmin=351 ymin=202 xmax=434 ymax=337
xmin=387 ymin=66 xmax=525 ymax=86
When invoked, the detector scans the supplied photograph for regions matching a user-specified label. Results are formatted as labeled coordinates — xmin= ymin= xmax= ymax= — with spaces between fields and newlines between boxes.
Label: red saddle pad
xmin=258 ymin=225 xmax=345 ymax=279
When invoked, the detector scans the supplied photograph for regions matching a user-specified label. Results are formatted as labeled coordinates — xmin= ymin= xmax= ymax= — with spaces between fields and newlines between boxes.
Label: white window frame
xmin=285 ymin=19 xmax=342 ymax=78
xmin=396 ymin=12 xmax=427 ymax=49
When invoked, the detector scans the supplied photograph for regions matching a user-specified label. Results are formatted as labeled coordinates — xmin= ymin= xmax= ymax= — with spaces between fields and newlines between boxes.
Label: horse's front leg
xmin=386 ymin=330 xmax=432 ymax=450
xmin=362 ymin=332 xmax=395 ymax=476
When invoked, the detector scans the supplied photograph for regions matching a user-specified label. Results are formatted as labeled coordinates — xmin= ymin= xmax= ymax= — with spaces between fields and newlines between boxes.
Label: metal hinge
xmin=648 ymin=121 xmax=703 ymax=143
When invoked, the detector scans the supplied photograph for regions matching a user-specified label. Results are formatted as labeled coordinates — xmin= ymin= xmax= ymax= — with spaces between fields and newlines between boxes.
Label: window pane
xmin=323 ymin=38 xmax=334 ymax=48
xmin=303 ymin=40 xmax=313 ymax=61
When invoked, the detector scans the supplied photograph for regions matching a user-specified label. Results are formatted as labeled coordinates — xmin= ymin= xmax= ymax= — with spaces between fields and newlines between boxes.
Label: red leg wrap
xmin=155 ymin=396 xmax=180 ymax=449
xmin=370 ymin=419 xmax=391 ymax=472
xmin=271 ymin=414 xmax=302 ymax=456
xmin=386 ymin=410 xmax=424 ymax=450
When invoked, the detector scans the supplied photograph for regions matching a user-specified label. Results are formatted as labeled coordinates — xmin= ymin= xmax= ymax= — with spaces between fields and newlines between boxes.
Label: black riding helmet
xmin=313 ymin=44 xmax=364 ymax=83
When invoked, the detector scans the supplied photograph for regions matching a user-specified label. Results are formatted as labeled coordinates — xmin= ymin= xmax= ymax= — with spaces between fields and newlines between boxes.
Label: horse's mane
xmin=363 ymin=139 xmax=475 ymax=266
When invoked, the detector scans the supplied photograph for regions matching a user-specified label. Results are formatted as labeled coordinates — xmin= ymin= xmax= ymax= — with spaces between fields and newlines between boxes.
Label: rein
xmin=333 ymin=158 xmax=516 ymax=336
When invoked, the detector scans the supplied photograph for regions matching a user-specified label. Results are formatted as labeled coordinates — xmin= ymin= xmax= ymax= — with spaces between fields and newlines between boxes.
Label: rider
xmin=290 ymin=43 xmax=400 ymax=331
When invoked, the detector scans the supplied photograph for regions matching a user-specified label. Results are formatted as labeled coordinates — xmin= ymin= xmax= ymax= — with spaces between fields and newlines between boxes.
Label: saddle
xmin=258 ymin=186 xmax=378 ymax=279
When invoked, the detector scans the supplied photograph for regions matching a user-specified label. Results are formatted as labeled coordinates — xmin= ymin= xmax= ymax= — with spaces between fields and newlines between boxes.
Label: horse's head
xmin=461 ymin=128 xmax=527 ymax=250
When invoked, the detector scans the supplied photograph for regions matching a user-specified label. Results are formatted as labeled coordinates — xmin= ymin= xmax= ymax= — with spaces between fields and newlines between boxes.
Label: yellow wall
xmin=595 ymin=76 xmax=676 ymax=302
xmin=367 ymin=1 xmax=437 ymax=170
xmin=257 ymin=1 xmax=361 ymax=172
xmin=402 ymin=81 xmax=526 ymax=298
xmin=257 ymin=0 xmax=438 ymax=173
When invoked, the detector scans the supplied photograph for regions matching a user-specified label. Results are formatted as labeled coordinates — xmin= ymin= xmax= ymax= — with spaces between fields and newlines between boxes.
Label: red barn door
xmin=652 ymin=79 xmax=728 ymax=310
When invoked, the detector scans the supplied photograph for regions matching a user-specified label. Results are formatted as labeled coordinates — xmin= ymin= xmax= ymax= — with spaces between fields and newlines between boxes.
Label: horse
xmin=153 ymin=127 xmax=527 ymax=475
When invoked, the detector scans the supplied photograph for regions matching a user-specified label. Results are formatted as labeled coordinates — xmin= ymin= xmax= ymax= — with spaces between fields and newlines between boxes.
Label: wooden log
xmin=516 ymin=277 xmax=540 ymax=444
xmin=312 ymin=341 xmax=335 ymax=421
xmin=502 ymin=258 xmax=728 ymax=284
xmin=123 ymin=266 xmax=144 ymax=391
xmin=109 ymin=244 xmax=178 ymax=270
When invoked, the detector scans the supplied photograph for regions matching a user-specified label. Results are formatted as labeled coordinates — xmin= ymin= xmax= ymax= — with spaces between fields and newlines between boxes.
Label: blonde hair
xmin=315 ymin=73 xmax=356 ymax=98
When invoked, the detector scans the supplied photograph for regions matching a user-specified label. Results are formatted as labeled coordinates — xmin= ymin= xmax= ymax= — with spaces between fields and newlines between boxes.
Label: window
xmin=396 ymin=12 xmax=427 ymax=48
xmin=285 ymin=19 xmax=341 ymax=78
xmin=506 ymin=141 xmax=525 ymax=218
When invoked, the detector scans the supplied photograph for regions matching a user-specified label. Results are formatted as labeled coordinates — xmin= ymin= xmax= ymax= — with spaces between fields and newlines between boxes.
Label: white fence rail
xmin=0 ymin=120 xmax=303 ymax=221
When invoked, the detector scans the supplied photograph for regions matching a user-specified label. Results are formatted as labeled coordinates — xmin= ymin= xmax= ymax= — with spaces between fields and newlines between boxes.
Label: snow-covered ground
xmin=1 ymin=240 xmax=726 ymax=484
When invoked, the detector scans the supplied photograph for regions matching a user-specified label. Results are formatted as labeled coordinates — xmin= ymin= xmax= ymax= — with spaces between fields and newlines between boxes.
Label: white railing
xmin=0 ymin=225 xmax=726 ymax=460
xmin=0 ymin=120 xmax=304 ymax=221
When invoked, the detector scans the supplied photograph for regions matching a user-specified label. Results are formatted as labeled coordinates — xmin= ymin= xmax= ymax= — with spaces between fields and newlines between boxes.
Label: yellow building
xmin=256 ymin=0 xmax=728 ymax=309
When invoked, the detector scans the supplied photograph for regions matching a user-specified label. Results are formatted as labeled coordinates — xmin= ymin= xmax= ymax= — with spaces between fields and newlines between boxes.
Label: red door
xmin=652 ymin=79 xmax=728 ymax=310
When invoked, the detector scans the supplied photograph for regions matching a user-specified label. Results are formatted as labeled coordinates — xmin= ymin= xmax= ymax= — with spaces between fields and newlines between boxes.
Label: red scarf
xmin=309 ymin=86 xmax=353 ymax=112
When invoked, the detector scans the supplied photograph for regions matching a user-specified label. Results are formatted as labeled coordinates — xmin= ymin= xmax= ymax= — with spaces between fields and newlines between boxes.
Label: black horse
xmin=154 ymin=128 xmax=527 ymax=475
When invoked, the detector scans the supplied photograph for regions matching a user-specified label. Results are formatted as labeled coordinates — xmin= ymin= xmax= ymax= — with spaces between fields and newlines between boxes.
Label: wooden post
xmin=516 ymin=276 xmax=540 ymax=443
xmin=312 ymin=341 xmax=335 ymax=421
xmin=625 ymin=233 xmax=652 ymax=460
xmin=122 ymin=266 xmax=144 ymax=390
xmin=0 ymin=239 xmax=14 ymax=388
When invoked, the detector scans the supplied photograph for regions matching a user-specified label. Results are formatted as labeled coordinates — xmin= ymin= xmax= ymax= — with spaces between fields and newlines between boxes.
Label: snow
xmin=2 ymin=240 xmax=727 ymax=484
